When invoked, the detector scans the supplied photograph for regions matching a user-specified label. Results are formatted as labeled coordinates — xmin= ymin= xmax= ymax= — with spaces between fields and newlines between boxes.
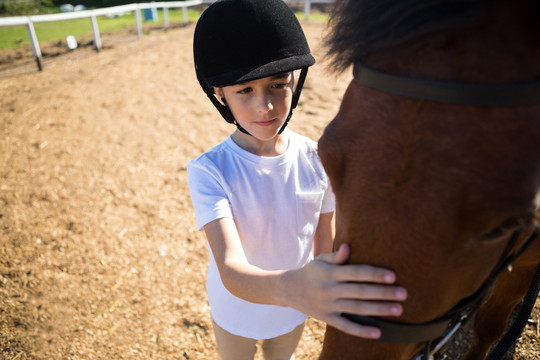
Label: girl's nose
xmin=256 ymin=93 xmax=273 ymax=113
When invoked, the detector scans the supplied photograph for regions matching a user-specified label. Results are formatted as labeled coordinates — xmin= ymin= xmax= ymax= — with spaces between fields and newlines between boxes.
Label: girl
xmin=188 ymin=1 xmax=407 ymax=359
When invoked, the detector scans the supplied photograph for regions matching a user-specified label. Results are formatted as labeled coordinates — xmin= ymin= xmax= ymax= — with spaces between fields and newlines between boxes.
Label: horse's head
xmin=318 ymin=0 xmax=540 ymax=358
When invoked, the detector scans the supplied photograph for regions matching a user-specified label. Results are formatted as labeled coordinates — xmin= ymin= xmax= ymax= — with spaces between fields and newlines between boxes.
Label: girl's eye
xmin=272 ymin=83 xmax=288 ymax=89
xmin=237 ymin=87 xmax=252 ymax=94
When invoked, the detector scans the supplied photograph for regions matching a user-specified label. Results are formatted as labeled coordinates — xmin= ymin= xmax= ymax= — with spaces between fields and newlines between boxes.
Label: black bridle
xmin=352 ymin=61 xmax=540 ymax=106
xmin=344 ymin=61 xmax=540 ymax=359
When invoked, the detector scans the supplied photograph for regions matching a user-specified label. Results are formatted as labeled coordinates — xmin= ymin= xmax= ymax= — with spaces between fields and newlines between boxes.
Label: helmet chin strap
xmin=202 ymin=67 xmax=310 ymax=137
xmin=218 ymin=97 xmax=251 ymax=135
xmin=278 ymin=67 xmax=309 ymax=135
xmin=234 ymin=120 xmax=251 ymax=135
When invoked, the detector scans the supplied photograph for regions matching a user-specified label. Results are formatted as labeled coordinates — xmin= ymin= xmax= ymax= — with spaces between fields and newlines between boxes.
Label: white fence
xmin=0 ymin=0 xmax=203 ymax=70
xmin=0 ymin=0 xmax=333 ymax=71
xmin=201 ymin=0 xmax=333 ymax=19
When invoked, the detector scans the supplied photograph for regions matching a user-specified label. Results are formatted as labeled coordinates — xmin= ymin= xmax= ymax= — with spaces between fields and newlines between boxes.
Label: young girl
xmin=188 ymin=1 xmax=407 ymax=359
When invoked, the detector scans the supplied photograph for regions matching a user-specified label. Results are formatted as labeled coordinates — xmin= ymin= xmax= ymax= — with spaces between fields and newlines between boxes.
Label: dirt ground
xmin=0 ymin=20 xmax=538 ymax=360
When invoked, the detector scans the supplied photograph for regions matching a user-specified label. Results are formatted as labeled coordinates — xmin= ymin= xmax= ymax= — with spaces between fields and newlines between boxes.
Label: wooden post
xmin=304 ymin=0 xmax=311 ymax=20
xmin=163 ymin=7 xmax=169 ymax=29
xmin=135 ymin=8 xmax=142 ymax=39
xmin=182 ymin=6 xmax=188 ymax=25
xmin=90 ymin=14 xmax=102 ymax=52
xmin=26 ymin=18 xmax=43 ymax=71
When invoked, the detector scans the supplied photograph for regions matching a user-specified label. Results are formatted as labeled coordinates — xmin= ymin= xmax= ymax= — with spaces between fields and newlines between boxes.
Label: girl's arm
xmin=204 ymin=217 xmax=290 ymax=306
xmin=204 ymin=217 xmax=407 ymax=339
xmin=312 ymin=211 xmax=335 ymax=257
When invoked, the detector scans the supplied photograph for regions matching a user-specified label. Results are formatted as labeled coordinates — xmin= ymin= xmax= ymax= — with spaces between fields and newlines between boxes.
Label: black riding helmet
xmin=193 ymin=0 xmax=315 ymax=135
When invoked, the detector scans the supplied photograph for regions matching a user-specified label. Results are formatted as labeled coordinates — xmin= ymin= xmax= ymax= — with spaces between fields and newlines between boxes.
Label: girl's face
xmin=214 ymin=72 xmax=294 ymax=142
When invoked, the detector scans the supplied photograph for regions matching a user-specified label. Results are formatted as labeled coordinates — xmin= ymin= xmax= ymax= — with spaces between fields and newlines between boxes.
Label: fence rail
xmin=0 ymin=0 xmax=203 ymax=71
xmin=0 ymin=0 xmax=332 ymax=72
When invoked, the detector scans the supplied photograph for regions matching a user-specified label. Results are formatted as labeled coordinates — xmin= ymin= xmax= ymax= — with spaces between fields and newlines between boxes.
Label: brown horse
xmin=317 ymin=0 xmax=540 ymax=359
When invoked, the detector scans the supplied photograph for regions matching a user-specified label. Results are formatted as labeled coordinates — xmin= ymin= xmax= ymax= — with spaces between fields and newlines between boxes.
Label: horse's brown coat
xmin=318 ymin=0 xmax=540 ymax=358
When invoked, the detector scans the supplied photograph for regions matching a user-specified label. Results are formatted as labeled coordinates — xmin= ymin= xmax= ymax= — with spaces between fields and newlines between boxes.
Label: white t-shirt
xmin=187 ymin=129 xmax=335 ymax=339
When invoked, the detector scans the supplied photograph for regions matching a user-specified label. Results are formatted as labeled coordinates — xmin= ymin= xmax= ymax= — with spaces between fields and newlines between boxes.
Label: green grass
xmin=296 ymin=11 xmax=329 ymax=22
xmin=0 ymin=10 xmax=328 ymax=51
xmin=0 ymin=8 xmax=202 ymax=50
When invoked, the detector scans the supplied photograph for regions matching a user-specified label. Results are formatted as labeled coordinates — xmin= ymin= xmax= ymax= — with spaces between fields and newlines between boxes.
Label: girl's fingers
xmin=327 ymin=314 xmax=382 ymax=339
xmin=335 ymin=283 xmax=408 ymax=302
xmin=324 ymin=298 xmax=405 ymax=337
xmin=315 ymin=244 xmax=398 ymax=284
xmin=316 ymin=243 xmax=350 ymax=265
xmin=332 ymin=263 xmax=398 ymax=284
xmin=335 ymin=299 xmax=404 ymax=317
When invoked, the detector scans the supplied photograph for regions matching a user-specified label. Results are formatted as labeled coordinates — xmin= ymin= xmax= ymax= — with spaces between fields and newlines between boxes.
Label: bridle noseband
xmin=345 ymin=61 xmax=540 ymax=359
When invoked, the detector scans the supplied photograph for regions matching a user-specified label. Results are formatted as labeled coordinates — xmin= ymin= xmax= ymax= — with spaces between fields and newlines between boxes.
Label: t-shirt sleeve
xmin=320 ymin=176 xmax=336 ymax=214
xmin=187 ymin=158 xmax=233 ymax=231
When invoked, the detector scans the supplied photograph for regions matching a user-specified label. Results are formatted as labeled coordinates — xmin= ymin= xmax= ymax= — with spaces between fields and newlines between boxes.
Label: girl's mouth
xmin=255 ymin=119 xmax=276 ymax=127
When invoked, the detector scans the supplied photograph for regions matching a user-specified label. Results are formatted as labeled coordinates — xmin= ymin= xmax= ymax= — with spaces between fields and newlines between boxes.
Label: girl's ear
xmin=213 ymin=87 xmax=226 ymax=106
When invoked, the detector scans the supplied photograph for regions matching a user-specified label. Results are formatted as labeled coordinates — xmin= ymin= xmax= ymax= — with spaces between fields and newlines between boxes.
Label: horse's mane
xmin=324 ymin=0 xmax=493 ymax=72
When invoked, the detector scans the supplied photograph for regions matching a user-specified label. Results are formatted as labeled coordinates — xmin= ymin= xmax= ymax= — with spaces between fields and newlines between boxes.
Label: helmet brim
xmin=205 ymin=54 xmax=315 ymax=88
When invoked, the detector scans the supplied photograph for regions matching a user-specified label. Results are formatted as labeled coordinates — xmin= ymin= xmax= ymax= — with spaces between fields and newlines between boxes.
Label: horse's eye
xmin=480 ymin=217 xmax=526 ymax=242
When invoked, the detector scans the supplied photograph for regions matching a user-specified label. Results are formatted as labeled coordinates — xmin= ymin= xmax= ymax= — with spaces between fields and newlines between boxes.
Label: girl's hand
xmin=283 ymin=244 xmax=407 ymax=339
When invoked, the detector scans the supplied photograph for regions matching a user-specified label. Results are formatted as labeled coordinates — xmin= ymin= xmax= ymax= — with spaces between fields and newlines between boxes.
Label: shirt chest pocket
xmin=296 ymin=191 xmax=324 ymax=237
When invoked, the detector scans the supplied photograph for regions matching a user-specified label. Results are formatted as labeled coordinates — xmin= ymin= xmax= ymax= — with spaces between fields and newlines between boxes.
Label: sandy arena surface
xmin=0 ymin=19 xmax=538 ymax=360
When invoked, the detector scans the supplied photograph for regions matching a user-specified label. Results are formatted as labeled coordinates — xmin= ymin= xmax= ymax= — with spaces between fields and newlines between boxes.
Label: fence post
xmin=135 ymin=7 xmax=143 ymax=39
xmin=304 ymin=0 xmax=311 ymax=20
xmin=26 ymin=18 xmax=43 ymax=71
xmin=182 ymin=6 xmax=188 ymax=25
xmin=90 ymin=14 xmax=102 ymax=52
xmin=163 ymin=6 xmax=169 ymax=29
